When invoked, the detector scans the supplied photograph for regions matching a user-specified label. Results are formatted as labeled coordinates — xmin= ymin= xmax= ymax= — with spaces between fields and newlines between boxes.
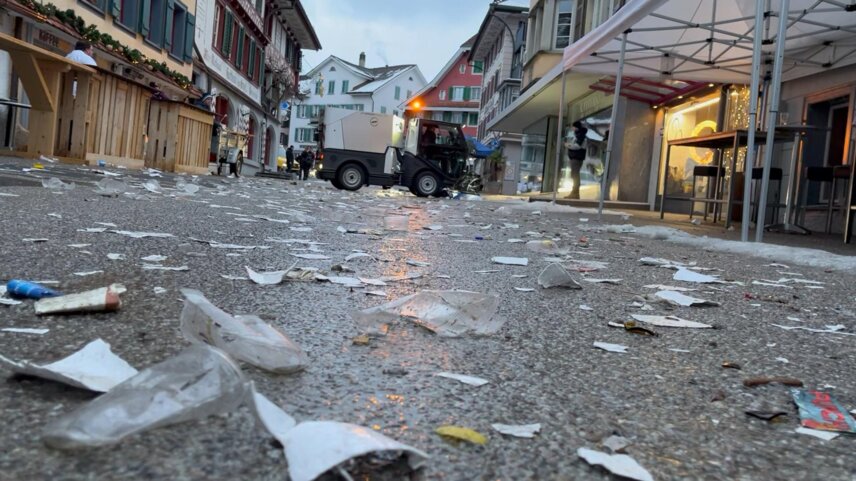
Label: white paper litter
xmin=250 ymin=391 xmax=297 ymax=443
xmin=106 ymin=253 xmax=125 ymax=261
xmin=643 ymin=284 xmax=696 ymax=292
xmin=602 ymin=435 xmax=631 ymax=453
xmin=526 ymin=240 xmax=561 ymax=254
xmin=220 ymin=275 xmax=249 ymax=281
xmin=577 ymin=448 xmax=653 ymax=481
xmin=583 ymin=278 xmax=622 ymax=285
xmin=492 ymin=257 xmax=529 ymax=266
xmin=153 ymin=287 xmax=167 ymax=295
xmin=246 ymin=267 xmax=289 ymax=285
xmin=141 ymin=264 xmax=189 ymax=271
xmin=655 ymin=291 xmax=719 ymax=307
xmin=319 ymin=276 xmax=363 ymax=288
xmin=23 ymin=238 xmax=49 ymax=243
xmin=345 ymin=253 xmax=375 ymax=262
xmin=78 ymin=228 xmax=107 ymax=233
xmin=593 ymin=342 xmax=628 ymax=353
xmin=406 ymin=259 xmax=431 ymax=267
xmin=673 ymin=267 xmax=722 ymax=283
xmin=639 ymin=257 xmax=685 ymax=267
xmin=631 ymin=314 xmax=713 ymax=329
xmin=1 ymin=328 xmax=49 ymax=335
xmin=514 ymin=287 xmax=535 ymax=292
xmin=141 ymin=255 xmax=168 ymax=262
xmin=0 ymin=339 xmax=137 ymax=392
xmin=491 ymin=423 xmax=541 ymax=438
xmin=579 ymin=304 xmax=594 ymax=311
xmin=73 ymin=270 xmax=103 ymax=277
xmin=359 ymin=277 xmax=388 ymax=287
xmin=67 ymin=244 xmax=91 ymax=248
xmin=435 ymin=372 xmax=489 ymax=387
xmin=290 ymin=253 xmax=330 ymax=260
xmin=795 ymin=427 xmax=839 ymax=441
xmin=770 ymin=324 xmax=854 ymax=336
xmin=365 ymin=290 xmax=387 ymax=297
xmin=752 ymin=280 xmax=792 ymax=288
xmin=111 ymin=230 xmax=174 ymax=239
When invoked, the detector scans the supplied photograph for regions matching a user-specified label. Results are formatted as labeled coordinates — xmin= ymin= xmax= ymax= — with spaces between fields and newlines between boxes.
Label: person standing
xmin=564 ymin=121 xmax=588 ymax=199
xmin=299 ymin=147 xmax=313 ymax=181
xmin=66 ymin=41 xmax=97 ymax=66
xmin=286 ymin=145 xmax=295 ymax=173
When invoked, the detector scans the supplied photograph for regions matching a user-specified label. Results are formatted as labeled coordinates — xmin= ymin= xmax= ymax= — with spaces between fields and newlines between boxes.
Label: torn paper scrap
xmin=352 ymin=290 xmax=504 ymax=337
xmin=593 ymin=342 xmax=627 ymax=353
xmin=180 ymin=289 xmax=307 ymax=374
xmin=249 ymin=390 xmax=296 ymax=444
xmin=0 ymin=339 xmax=136 ymax=392
xmin=436 ymin=425 xmax=488 ymax=445
xmin=141 ymin=255 xmax=168 ymax=262
xmin=42 ymin=345 xmax=249 ymax=449
xmin=792 ymin=389 xmax=856 ymax=434
xmin=406 ymin=259 xmax=431 ymax=267
xmin=111 ymin=230 xmax=174 ymax=239
xmin=141 ymin=264 xmax=189 ymax=271
xmin=583 ymin=278 xmax=622 ymax=285
xmin=673 ymin=268 xmax=722 ymax=284
xmin=577 ymin=448 xmax=653 ymax=481
xmin=34 ymin=284 xmax=126 ymax=315
xmin=795 ymin=427 xmax=839 ymax=441
xmin=1 ymin=328 xmax=49 ymax=335
xmin=282 ymin=421 xmax=429 ymax=481
xmin=654 ymin=291 xmax=719 ymax=307
xmin=492 ymin=257 xmax=529 ymax=266
xmin=246 ymin=266 xmax=290 ymax=285
xmin=491 ymin=423 xmax=541 ymax=438
xmin=630 ymin=314 xmax=712 ymax=329
xmin=642 ymin=284 xmax=696 ymax=292
xmin=290 ymin=253 xmax=330 ymax=260
xmin=435 ymin=372 xmax=489 ymax=387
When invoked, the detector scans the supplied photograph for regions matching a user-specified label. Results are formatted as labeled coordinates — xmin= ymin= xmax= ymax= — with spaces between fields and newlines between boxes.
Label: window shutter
xmin=463 ymin=87 xmax=471 ymax=101
xmin=222 ymin=11 xmax=232 ymax=55
xmin=248 ymin=40 xmax=256 ymax=78
xmin=257 ymin=47 xmax=265 ymax=87
xmin=164 ymin=0 xmax=175 ymax=51
xmin=184 ymin=13 xmax=195 ymax=62
xmin=443 ymin=111 xmax=452 ymax=122
xmin=110 ymin=0 xmax=120 ymax=18
xmin=236 ymin=27 xmax=244 ymax=67
xmin=448 ymin=87 xmax=453 ymax=100
xmin=140 ymin=0 xmax=151 ymax=36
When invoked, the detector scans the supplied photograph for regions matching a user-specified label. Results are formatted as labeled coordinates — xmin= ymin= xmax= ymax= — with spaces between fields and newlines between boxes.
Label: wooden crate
xmin=83 ymin=72 xmax=151 ymax=167
xmin=147 ymin=101 xmax=213 ymax=174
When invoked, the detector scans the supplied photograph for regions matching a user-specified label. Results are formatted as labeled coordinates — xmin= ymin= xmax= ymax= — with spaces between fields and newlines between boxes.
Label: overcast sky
xmin=301 ymin=0 xmax=529 ymax=81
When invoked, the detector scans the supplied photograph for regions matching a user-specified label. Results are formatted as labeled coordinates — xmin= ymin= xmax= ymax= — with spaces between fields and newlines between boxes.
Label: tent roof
xmin=565 ymin=0 xmax=856 ymax=84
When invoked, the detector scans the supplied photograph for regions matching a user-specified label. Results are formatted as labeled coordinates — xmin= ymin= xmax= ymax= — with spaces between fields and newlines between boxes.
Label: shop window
xmin=660 ymin=94 xmax=722 ymax=199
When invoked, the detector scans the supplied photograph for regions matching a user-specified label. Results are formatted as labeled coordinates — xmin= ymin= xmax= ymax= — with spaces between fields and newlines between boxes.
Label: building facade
xmin=470 ymin=3 xmax=529 ymax=195
xmin=401 ymin=36 xmax=482 ymax=138
xmin=289 ymin=54 xmax=426 ymax=150
xmin=193 ymin=0 xmax=319 ymax=175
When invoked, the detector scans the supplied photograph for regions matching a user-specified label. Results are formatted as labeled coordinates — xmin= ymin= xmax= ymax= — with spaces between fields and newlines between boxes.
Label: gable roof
xmin=303 ymin=55 xmax=419 ymax=94
xmin=402 ymin=35 xmax=476 ymax=107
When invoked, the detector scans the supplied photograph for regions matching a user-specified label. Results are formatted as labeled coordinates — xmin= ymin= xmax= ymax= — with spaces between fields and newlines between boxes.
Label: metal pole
xmin=740 ymin=0 xmax=766 ymax=242
xmin=755 ymin=0 xmax=790 ymax=243
xmin=551 ymin=70 xmax=567 ymax=203
xmin=598 ymin=32 xmax=628 ymax=219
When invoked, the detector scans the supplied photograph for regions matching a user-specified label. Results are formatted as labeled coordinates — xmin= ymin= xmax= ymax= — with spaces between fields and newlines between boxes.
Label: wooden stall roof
xmin=0 ymin=31 xmax=95 ymax=112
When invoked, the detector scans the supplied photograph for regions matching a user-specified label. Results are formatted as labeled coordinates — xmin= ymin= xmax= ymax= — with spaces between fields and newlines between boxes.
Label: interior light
xmin=670 ymin=97 xmax=720 ymax=116
xmin=708 ymin=83 xmax=715 ymax=87
xmin=677 ymin=95 xmax=684 ymax=99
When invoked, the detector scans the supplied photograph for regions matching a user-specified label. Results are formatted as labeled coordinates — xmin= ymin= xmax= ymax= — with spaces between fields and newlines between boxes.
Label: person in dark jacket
xmin=564 ymin=120 xmax=588 ymax=199
xmin=299 ymin=147 xmax=314 ymax=180
xmin=285 ymin=145 xmax=295 ymax=173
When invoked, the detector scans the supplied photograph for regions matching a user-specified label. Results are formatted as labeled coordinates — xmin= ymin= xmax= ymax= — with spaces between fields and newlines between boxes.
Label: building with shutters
xmin=401 ymin=35 xmax=482 ymax=138
xmin=192 ymin=0 xmax=319 ymax=174
xmin=288 ymin=53 xmax=426 ymax=150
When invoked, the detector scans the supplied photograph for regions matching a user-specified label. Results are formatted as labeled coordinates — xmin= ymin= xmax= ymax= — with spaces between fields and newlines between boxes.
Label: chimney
xmin=359 ymin=52 xmax=366 ymax=68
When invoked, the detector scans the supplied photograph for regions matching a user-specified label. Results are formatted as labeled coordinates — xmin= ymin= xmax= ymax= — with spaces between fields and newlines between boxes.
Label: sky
xmin=300 ymin=0 xmax=529 ymax=81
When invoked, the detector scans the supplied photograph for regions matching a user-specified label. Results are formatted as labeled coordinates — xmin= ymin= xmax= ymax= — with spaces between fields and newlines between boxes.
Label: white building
xmin=289 ymin=54 xmax=426 ymax=149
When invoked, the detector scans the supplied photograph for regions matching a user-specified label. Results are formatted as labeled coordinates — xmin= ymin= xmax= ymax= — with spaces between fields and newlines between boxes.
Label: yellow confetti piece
xmin=435 ymin=425 xmax=488 ymax=445
xmin=352 ymin=334 xmax=370 ymax=346
xmin=33 ymin=163 xmax=44 ymax=169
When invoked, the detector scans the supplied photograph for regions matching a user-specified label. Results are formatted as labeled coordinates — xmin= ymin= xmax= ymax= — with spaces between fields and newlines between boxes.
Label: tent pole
xmin=740 ymin=0 xmax=766 ymax=242
xmin=755 ymin=0 xmax=790 ymax=242
xmin=598 ymin=31 xmax=628 ymax=220
xmin=552 ymin=70 xmax=567 ymax=204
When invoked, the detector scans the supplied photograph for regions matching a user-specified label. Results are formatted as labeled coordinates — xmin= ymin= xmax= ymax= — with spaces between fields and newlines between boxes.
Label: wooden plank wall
xmin=84 ymin=73 xmax=150 ymax=162
xmin=175 ymin=104 xmax=214 ymax=171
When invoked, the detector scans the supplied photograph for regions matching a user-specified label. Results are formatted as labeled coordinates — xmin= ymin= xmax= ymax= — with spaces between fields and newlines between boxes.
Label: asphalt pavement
xmin=0 ymin=157 xmax=854 ymax=481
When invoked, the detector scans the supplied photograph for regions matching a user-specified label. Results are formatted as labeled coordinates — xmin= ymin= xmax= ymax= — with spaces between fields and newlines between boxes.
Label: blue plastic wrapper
xmin=6 ymin=280 xmax=60 ymax=299
xmin=791 ymin=389 xmax=856 ymax=434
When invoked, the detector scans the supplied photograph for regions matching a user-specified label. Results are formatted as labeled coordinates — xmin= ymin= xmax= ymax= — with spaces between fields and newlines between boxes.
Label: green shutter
xmin=222 ymin=11 xmax=233 ymax=54
xmin=236 ymin=28 xmax=245 ymax=67
xmin=140 ymin=0 xmax=151 ymax=36
xmin=443 ymin=111 xmax=452 ymax=122
xmin=183 ymin=14 xmax=195 ymax=61
xmin=463 ymin=87 xmax=471 ymax=101
xmin=110 ymin=0 xmax=120 ymax=18
xmin=248 ymin=40 xmax=256 ymax=78
xmin=448 ymin=87 xmax=453 ymax=100
xmin=257 ymin=47 xmax=265 ymax=87
xmin=164 ymin=0 xmax=175 ymax=51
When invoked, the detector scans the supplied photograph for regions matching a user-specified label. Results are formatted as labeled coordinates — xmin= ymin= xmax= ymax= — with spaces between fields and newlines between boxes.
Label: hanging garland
xmin=16 ymin=0 xmax=192 ymax=89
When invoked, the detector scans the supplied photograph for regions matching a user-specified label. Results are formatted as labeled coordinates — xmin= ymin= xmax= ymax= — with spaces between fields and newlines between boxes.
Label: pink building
xmin=402 ymin=36 xmax=483 ymax=137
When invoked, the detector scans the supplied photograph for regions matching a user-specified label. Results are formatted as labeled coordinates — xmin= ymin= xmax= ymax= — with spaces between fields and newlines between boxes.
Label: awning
xmin=467 ymin=136 xmax=496 ymax=158
xmin=564 ymin=0 xmax=856 ymax=83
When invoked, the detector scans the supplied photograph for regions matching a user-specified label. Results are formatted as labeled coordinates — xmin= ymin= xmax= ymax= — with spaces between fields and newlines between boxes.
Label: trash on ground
xmin=353 ymin=290 xmax=504 ymax=337
xmin=6 ymin=280 xmax=60 ymax=299
xmin=345 ymin=252 xmax=375 ymax=262
xmin=94 ymin=178 xmax=128 ymax=196
xmin=745 ymin=400 xmax=789 ymax=421
xmin=406 ymin=259 xmax=431 ymax=267
xmin=491 ymin=423 xmax=540 ymax=438
xmin=365 ymin=290 xmax=387 ymax=297
xmin=643 ymin=284 xmax=697 ymax=292
xmin=249 ymin=390 xmax=296 ymax=444
xmin=73 ymin=270 xmax=103 ymax=277
xmin=639 ymin=257 xmax=684 ymax=268
xmin=290 ymin=253 xmax=331 ymax=260
xmin=526 ymin=240 xmax=561 ymax=254
xmin=722 ymin=361 xmax=742 ymax=370
xmin=42 ymin=177 xmax=75 ymax=190
xmin=352 ymin=334 xmax=371 ymax=345
xmin=770 ymin=324 xmax=854 ymax=336
xmin=1 ymin=327 xmax=49 ymax=334
xmin=583 ymin=278 xmax=622 ymax=285
xmin=180 ymin=289 xmax=307 ymax=374
xmin=593 ymin=342 xmax=628 ymax=353
xmin=630 ymin=314 xmax=712 ymax=329
xmin=577 ymin=447 xmax=653 ymax=481
xmin=111 ymin=230 xmax=174 ymax=239
xmin=0 ymin=286 xmax=23 ymax=306
xmin=174 ymin=180 xmax=200 ymax=196
xmin=435 ymin=372 xmax=489 ymax=387
xmin=246 ymin=266 xmax=290 ymax=285
xmin=538 ymin=264 xmax=581 ymax=289
xmin=514 ymin=287 xmax=535 ymax=292
xmin=0 ymin=339 xmax=136 ymax=392
xmin=42 ymin=345 xmax=249 ymax=449
xmin=436 ymin=425 xmax=487 ymax=445
xmin=673 ymin=267 xmax=722 ymax=284
xmin=316 ymin=275 xmax=363 ymax=288
xmin=141 ymin=255 xmax=167 ymax=262
xmin=743 ymin=377 xmax=804 ymax=388
xmin=609 ymin=321 xmax=658 ymax=336
xmin=106 ymin=253 xmax=125 ymax=261
xmin=601 ymin=435 xmax=631 ymax=453
xmin=152 ymin=287 xmax=167 ymax=295
xmin=34 ymin=284 xmax=125 ymax=315
xmin=141 ymin=264 xmax=189 ymax=271
xmin=654 ymin=291 xmax=719 ymax=307
xmin=142 ymin=180 xmax=162 ymax=193
xmin=795 ymin=427 xmax=840 ymax=441
xmin=492 ymin=257 xmax=529 ymax=266
xmin=792 ymin=389 xmax=856 ymax=434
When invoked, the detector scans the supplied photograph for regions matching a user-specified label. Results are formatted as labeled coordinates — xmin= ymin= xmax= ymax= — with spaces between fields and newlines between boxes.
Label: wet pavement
xmin=0 ymin=157 xmax=854 ymax=480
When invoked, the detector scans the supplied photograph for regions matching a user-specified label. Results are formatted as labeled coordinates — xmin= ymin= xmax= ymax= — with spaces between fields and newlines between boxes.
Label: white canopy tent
xmin=554 ymin=0 xmax=856 ymax=242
